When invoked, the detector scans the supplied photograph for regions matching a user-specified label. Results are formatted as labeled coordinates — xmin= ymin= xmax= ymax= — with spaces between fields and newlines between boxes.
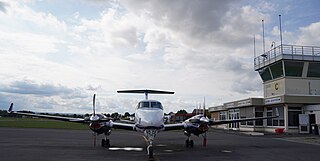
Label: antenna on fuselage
xmin=117 ymin=89 xmax=174 ymax=100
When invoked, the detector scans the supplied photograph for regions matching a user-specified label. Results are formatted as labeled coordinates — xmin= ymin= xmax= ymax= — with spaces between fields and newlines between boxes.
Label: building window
xmin=255 ymin=111 xmax=263 ymax=126
xmin=219 ymin=111 xmax=226 ymax=120
xmin=284 ymin=61 xmax=303 ymax=77
xmin=288 ymin=107 xmax=302 ymax=127
xmin=267 ymin=108 xmax=273 ymax=126
xmin=267 ymin=107 xmax=284 ymax=126
xmin=228 ymin=109 xmax=239 ymax=128
xmin=240 ymin=117 xmax=246 ymax=125
xmin=259 ymin=67 xmax=272 ymax=82
xmin=307 ymin=62 xmax=320 ymax=78
xmin=270 ymin=61 xmax=284 ymax=79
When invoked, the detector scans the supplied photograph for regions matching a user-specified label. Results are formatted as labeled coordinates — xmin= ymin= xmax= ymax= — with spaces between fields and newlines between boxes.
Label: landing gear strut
xmin=144 ymin=129 xmax=157 ymax=160
xmin=101 ymin=130 xmax=111 ymax=148
xmin=147 ymin=145 xmax=153 ymax=160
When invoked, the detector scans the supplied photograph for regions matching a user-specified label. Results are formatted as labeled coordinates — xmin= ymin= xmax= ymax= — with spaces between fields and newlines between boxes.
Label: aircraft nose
xmin=138 ymin=110 xmax=163 ymax=127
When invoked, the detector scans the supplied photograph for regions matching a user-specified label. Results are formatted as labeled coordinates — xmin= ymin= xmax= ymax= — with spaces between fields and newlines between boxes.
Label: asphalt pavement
xmin=0 ymin=127 xmax=319 ymax=161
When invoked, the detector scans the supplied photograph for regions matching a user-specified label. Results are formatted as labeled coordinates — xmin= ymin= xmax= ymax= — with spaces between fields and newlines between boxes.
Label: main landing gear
xmin=184 ymin=132 xmax=194 ymax=148
xmin=185 ymin=138 xmax=194 ymax=148
xmin=101 ymin=130 xmax=111 ymax=148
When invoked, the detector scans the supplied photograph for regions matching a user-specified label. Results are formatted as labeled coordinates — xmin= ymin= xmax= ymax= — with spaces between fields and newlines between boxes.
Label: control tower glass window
xmin=270 ymin=61 xmax=283 ymax=79
xmin=307 ymin=62 xmax=320 ymax=78
xmin=258 ymin=67 xmax=272 ymax=82
xmin=284 ymin=61 xmax=303 ymax=77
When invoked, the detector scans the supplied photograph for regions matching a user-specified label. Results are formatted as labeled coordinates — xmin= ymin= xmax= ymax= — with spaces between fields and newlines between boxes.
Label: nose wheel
xmin=144 ymin=129 xmax=157 ymax=160
xmin=147 ymin=145 xmax=154 ymax=160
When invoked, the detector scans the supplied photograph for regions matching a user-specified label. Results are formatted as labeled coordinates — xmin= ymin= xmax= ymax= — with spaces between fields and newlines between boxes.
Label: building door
xmin=228 ymin=109 xmax=239 ymax=129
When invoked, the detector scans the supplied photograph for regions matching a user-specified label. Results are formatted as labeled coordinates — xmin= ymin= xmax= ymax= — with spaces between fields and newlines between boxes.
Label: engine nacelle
xmin=184 ymin=123 xmax=208 ymax=136
xmin=89 ymin=120 xmax=112 ymax=134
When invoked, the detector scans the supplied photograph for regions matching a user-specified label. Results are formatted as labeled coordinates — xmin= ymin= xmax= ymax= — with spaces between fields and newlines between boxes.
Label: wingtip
xmin=7 ymin=103 xmax=13 ymax=113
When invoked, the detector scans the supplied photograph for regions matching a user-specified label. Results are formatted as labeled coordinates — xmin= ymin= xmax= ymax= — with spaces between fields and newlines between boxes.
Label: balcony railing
xmin=254 ymin=44 xmax=320 ymax=70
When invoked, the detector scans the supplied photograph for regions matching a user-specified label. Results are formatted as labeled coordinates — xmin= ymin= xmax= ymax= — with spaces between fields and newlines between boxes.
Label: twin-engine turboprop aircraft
xmin=7 ymin=89 xmax=279 ymax=160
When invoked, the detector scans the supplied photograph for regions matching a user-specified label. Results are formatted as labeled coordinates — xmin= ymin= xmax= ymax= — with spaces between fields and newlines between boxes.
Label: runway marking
xmin=221 ymin=150 xmax=232 ymax=153
xmin=108 ymin=147 xmax=143 ymax=151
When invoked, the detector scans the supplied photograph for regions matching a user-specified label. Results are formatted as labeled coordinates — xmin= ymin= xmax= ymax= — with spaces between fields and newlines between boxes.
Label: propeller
xmin=91 ymin=94 xmax=98 ymax=147
xmin=93 ymin=94 xmax=96 ymax=116
xmin=87 ymin=94 xmax=113 ymax=147
xmin=202 ymin=96 xmax=207 ymax=147
xmin=89 ymin=94 xmax=99 ymax=122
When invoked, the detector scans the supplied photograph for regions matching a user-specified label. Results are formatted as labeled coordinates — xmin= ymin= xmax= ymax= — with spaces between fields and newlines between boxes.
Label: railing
xmin=254 ymin=44 xmax=320 ymax=70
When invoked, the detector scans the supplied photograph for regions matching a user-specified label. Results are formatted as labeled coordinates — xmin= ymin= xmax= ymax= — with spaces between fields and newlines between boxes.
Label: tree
xmin=111 ymin=112 xmax=119 ymax=119
xmin=124 ymin=112 xmax=130 ymax=118
xmin=176 ymin=109 xmax=188 ymax=114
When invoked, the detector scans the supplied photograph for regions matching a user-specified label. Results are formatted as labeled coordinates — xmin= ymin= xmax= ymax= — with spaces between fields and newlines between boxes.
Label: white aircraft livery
xmin=7 ymin=89 xmax=279 ymax=160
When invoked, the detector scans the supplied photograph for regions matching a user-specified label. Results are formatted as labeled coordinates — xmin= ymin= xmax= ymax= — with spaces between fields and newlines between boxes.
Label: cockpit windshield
xmin=138 ymin=101 xmax=163 ymax=109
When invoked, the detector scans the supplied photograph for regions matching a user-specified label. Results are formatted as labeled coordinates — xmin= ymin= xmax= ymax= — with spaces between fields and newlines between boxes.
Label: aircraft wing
xmin=112 ymin=122 xmax=135 ymax=131
xmin=7 ymin=103 xmax=86 ymax=123
xmin=164 ymin=123 xmax=185 ymax=131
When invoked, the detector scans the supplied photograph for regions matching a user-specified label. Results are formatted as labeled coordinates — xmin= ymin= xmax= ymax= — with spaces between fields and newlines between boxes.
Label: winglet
xmin=7 ymin=103 xmax=14 ymax=113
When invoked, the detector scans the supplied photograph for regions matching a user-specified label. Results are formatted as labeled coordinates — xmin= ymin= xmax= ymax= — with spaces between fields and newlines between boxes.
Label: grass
xmin=0 ymin=117 xmax=89 ymax=130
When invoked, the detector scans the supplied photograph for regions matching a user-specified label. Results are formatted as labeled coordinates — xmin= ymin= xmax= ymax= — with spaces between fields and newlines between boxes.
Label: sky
xmin=0 ymin=0 xmax=319 ymax=114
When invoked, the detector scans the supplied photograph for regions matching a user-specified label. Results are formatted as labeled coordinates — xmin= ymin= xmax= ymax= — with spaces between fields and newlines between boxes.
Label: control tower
xmin=254 ymin=44 xmax=320 ymax=133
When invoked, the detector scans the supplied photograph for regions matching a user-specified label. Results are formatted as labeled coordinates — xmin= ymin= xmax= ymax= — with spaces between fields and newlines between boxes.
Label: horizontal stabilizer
xmin=117 ymin=89 xmax=174 ymax=94
xmin=117 ymin=89 xmax=174 ymax=100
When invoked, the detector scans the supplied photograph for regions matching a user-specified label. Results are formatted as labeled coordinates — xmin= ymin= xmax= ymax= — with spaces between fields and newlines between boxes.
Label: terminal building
xmin=209 ymin=44 xmax=320 ymax=133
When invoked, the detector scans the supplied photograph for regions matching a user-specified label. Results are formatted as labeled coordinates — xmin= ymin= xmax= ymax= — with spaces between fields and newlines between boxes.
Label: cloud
xmin=1 ymin=0 xmax=319 ymax=115
xmin=0 ymin=1 xmax=7 ymax=13
xmin=296 ymin=22 xmax=320 ymax=46
xmin=0 ymin=80 xmax=95 ymax=113
xmin=0 ymin=80 xmax=79 ymax=97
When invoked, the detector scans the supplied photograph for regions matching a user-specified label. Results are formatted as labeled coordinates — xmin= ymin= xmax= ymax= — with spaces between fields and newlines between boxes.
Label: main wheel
xmin=190 ymin=140 xmax=194 ymax=148
xmin=185 ymin=139 xmax=190 ymax=148
xmin=105 ymin=139 xmax=110 ymax=147
xmin=101 ymin=139 xmax=105 ymax=147
xmin=101 ymin=139 xmax=110 ymax=147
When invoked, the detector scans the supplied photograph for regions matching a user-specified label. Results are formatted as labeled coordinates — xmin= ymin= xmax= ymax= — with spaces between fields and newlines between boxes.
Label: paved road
xmin=0 ymin=127 xmax=319 ymax=161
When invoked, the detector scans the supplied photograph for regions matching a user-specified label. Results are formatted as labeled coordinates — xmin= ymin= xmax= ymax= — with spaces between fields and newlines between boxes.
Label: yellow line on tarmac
xmin=143 ymin=136 xmax=148 ymax=143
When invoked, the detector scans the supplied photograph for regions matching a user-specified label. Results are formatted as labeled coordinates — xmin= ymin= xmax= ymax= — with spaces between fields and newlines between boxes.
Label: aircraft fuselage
xmin=134 ymin=100 xmax=165 ymax=132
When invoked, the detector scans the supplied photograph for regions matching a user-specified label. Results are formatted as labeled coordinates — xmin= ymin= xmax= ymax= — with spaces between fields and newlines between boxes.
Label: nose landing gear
xmin=144 ymin=129 xmax=158 ymax=160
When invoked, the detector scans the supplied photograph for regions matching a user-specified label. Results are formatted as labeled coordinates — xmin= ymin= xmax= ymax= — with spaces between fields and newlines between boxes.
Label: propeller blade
xmin=203 ymin=96 xmax=206 ymax=117
xmin=93 ymin=94 xmax=96 ymax=116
